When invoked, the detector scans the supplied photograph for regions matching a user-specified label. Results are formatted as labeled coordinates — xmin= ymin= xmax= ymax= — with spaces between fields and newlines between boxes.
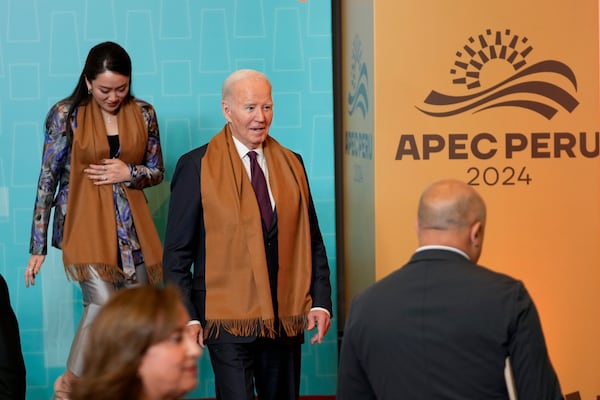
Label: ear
xmin=469 ymin=220 xmax=483 ymax=248
xmin=221 ymin=100 xmax=232 ymax=123
xmin=84 ymin=76 xmax=92 ymax=92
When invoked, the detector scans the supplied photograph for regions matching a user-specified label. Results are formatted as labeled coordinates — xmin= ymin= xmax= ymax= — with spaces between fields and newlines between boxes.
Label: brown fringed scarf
xmin=61 ymin=99 xmax=163 ymax=284
xmin=201 ymin=125 xmax=313 ymax=339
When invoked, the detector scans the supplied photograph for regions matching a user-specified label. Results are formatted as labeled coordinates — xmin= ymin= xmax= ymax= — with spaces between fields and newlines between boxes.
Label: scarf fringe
xmin=280 ymin=314 xmax=308 ymax=337
xmin=64 ymin=263 xmax=126 ymax=283
xmin=145 ymin=262 xmax=163 ymax=285
xmin=205 ymin=318 xmax=277 ymax=339
xmin=204 ymin=314 xmax=308 ymax=340
xmin=64 ymin=262 xmax=163 ymax=284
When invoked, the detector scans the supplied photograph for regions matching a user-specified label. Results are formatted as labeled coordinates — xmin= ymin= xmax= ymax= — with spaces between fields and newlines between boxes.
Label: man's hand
xmin=186 ymin=323 xmax=205 ymax=348
xmin=307 ymin=309 xmax=331 ymax=344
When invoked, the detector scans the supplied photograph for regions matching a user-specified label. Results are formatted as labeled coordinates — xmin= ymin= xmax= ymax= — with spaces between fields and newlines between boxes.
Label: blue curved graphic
xmin=348 ymin=35 xmax=369 ymax=119
xmin=348 ymin=62 xmax=369 ymax=118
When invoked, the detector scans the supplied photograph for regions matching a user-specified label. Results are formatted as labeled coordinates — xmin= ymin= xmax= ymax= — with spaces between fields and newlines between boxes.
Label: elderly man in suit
xmin=163 ymin=69 xmax=332 ymax=400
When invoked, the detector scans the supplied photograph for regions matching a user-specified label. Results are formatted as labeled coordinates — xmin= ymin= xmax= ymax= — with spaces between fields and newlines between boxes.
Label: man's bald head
xmin=417 ymin=179 xmax=486 ymax=262
xmin=222 ymin=69 xmax=271 ymax=102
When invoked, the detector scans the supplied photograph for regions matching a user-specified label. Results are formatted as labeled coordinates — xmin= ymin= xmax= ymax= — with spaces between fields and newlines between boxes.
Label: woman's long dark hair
xmin=65 ymin=41 xmax=133 ymax=142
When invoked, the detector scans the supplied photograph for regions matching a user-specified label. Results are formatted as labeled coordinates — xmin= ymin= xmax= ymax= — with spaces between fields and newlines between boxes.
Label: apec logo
xmin=345 ymin=34 xmax=373 ymax=162
xmin=348 ymin=34 xmax=369 ymax=119
xmin=416 ymin=29 xmax=579 ymax=120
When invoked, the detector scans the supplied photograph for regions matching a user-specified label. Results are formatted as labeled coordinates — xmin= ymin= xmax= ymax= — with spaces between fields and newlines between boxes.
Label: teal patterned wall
xmin=0 ymin=0 xmax=337 ymax=398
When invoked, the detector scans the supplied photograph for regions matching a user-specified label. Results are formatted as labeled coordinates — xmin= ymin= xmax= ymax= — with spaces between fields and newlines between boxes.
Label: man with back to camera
xmin=162 ymin=69 xmax=332 ymax=400
xmin=0 ymin=273 xmax=26 ymax=400
xmin=337 ymin=178 xmax=563 ymax=399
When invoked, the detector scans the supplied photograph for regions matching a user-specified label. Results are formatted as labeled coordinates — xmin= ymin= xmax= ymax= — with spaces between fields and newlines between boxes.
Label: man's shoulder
xmin=179 ymin=145 xmax=209 ymax=162
xmin=420 ymin=249 xmax=521 ymax=282
xmin=171 ymin=146 xmax=209 ymax=177
xmin=266 ymin=136 xmax=303 ymax=161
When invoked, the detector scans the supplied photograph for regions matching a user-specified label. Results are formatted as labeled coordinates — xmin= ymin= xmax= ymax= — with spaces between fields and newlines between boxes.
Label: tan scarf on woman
xmin=201 ymin=125 xmax=312 ymax=338
xmin=62 ymin=99 xmax=163 ymax=284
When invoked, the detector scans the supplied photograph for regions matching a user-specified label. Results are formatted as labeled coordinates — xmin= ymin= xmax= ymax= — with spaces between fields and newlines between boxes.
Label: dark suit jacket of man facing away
xmin=0 ymin=274 xmax=26 ymax=400
xmin=337 ymin=249 xmax=563 ymax=400
xmin=162 ymin=145 xmax=332 ymax=345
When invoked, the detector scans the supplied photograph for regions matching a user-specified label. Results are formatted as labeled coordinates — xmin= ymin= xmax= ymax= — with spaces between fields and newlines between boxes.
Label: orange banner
xmin=342 ymin=0 xmax=600 ymax=397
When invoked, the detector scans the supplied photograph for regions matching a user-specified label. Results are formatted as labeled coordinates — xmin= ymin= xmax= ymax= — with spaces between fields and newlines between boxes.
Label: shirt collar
xmin=232 ymin=135 xmax=264 ymax=159
xmin=416 ymin=245 xmax=470 ymax=260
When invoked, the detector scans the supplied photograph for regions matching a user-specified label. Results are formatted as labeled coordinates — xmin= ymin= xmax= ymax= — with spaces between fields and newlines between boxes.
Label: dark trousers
xmin=208 ymin=338 xmax=301 ymax=400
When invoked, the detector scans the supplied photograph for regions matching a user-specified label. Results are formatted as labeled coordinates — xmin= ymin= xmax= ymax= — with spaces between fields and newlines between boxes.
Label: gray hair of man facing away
xmin=221 ymin=69 xmax=271 ymax=101
xmin=416 ymin=179 xmax=487 ymax=263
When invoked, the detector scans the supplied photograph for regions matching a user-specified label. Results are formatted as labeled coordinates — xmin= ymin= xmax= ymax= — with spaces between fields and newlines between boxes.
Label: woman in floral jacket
xmin=24 ymin=41 xmax=164 ymax=399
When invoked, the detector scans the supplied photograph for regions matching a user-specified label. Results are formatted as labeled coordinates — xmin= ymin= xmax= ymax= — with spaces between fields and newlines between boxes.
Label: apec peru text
xmin=395 ymin=132 xmax=599 ymax=160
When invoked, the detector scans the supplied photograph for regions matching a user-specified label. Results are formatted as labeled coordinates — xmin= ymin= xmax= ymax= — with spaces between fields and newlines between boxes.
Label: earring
xmin=87 ymin=88 xmax=92 ymax=95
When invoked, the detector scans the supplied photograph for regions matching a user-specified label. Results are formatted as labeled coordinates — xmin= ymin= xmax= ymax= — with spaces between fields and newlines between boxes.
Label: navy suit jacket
xmin=163 ymin=145 xmax=332 ymax=344
xmin=337 ymin=249 xmax=563 ymax=400
xmin=0 ymin=274 xmax=26 ymax=400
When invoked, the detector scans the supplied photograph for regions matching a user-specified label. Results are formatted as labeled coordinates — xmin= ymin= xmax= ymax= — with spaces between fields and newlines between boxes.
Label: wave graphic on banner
xmin=348 ymin=35 xmax=369 ymax=119
xmin=348 ymin=63 xmax=368 ymax=118
xmin=417 ymin=60 xmax=578 ymax=120
xmin=416 ymin=29 xmax=579 ymax=120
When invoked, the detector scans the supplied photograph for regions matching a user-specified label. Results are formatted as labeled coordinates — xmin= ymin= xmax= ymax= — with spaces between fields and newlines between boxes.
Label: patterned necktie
xmin=248 ymin=150 xmax=273 ymax=229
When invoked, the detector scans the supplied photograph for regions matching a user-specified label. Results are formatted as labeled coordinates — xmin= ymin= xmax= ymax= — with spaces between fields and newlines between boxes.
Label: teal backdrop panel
xmin=0 ymin=0 xmax=337 ymax=398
